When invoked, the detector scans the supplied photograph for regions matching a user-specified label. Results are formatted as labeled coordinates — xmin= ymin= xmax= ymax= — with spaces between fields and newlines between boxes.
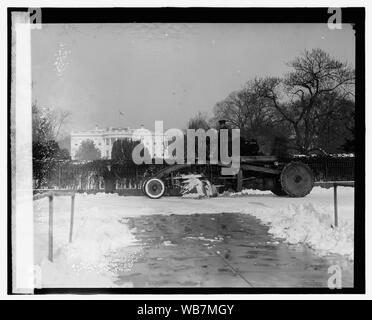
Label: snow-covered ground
xmin=33 ymin=186 xmax=354 ymax=287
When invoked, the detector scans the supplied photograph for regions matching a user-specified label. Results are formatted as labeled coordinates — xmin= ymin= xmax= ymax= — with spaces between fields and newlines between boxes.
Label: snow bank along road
xmin=33 ymin=187 xmax=354 ymax=287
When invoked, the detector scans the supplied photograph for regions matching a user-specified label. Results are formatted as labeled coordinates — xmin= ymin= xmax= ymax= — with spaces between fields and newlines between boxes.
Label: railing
xmin=314 ymin=181 xmax=354 ymax=227
xmin=33 ymin=190 xmax=76 ymax=262
xmin=306 ymin=157 xmax=354 ymax=182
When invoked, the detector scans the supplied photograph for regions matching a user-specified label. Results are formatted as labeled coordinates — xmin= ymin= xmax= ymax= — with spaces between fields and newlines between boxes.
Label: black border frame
xmin=7 ymin=7 xmax=365 ymax=295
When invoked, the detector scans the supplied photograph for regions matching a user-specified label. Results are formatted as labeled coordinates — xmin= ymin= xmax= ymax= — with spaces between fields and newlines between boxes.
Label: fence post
xmin=48 ymin=193 xmax=54 ymax=262
xmin=333 ymin=184 xmax=338 ymax=227
xmin=58 ymin=164 xmax=61 ymax=189
xmin=237 ymin=169 xmax=243 ymax=192
xmin=69 ymin=194 xmax=75 ymax=243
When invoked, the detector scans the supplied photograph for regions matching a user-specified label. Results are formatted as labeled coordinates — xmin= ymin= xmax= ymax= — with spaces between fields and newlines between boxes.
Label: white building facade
xmin=70 ymin=126 xmax=167 ymax=160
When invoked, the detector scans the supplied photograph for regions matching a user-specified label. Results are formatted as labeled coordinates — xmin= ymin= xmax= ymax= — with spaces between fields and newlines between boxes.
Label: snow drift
xmin=33 ymin=195 xmax=138 ymax=287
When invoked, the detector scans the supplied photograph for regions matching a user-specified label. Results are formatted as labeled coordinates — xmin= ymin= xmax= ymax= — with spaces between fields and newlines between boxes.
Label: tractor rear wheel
xmin=271 ymin=180 xmax=288 ymax=196
xmin=280 ymin=161 xmax=314 ymax=197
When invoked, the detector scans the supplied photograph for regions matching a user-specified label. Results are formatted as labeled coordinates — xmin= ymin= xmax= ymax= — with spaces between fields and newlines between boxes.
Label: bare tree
xmin=212 ymin=80 xmax=291 ymax=154
xmin=32 ymin=104 xmax=71 ymax=141
xmin=255 ymin=48 xmax=355 ymax=154
xmin=213 ymin=80 xmax=276 ymax=136
xmin=32 ymin=103 xmax=72 ymax=188
xmin=53 ymin=109 xmax=71 ymax=139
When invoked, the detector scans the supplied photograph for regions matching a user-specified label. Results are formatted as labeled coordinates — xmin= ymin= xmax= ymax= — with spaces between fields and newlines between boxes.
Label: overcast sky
xmin=31 ymin=23 xmax=355 ymax=135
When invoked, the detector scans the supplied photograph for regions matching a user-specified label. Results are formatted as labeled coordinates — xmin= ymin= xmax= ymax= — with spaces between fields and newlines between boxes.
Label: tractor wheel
xmin=280 ymin=161 xmax=314 ymax=197
xmin=143 ymin=178 xmax=166 ymax=199
xmin=271 ymin=180 xmax=288 ymax=196
xmin=141 ymin=178 xmax=149 ymax=194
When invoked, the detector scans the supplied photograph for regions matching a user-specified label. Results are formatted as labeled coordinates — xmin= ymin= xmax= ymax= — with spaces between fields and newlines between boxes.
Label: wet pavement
xmin=111 ymin=213 xmax=353 ymax=288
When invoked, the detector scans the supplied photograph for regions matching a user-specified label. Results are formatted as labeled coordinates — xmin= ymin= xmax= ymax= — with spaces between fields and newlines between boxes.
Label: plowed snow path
xmin=112 ymin=213 xmax=353 ymax=288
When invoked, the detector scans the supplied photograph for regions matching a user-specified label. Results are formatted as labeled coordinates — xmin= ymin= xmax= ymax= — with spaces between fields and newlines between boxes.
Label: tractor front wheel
xmin=143 ymin=178 xmax=166 ymax=199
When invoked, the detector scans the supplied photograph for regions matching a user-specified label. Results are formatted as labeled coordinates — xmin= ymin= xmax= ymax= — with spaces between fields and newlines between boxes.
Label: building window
xmin=106 ymin=139 xmax=109 ymax=146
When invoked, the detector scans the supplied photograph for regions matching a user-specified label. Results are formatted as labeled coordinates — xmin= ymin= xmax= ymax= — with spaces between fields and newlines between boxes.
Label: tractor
xmin=141 ymin=130 xmax=314 ymax=199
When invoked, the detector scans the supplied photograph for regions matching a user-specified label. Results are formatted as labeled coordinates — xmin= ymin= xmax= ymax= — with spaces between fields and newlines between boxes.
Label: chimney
xmin=95 ymin=124 xmax=98 ymax=131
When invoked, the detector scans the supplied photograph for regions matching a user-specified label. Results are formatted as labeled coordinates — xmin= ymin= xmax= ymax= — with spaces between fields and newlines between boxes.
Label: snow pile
xmin=34 ymin=195 xmax=138 ymax=287
xmin=249 ymin=203 xmax=354 ymax=259
xmin=218 ymin=186 xmax=354 ymax=259
xmin=220 ymin=189 xmax=273 ymax=197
